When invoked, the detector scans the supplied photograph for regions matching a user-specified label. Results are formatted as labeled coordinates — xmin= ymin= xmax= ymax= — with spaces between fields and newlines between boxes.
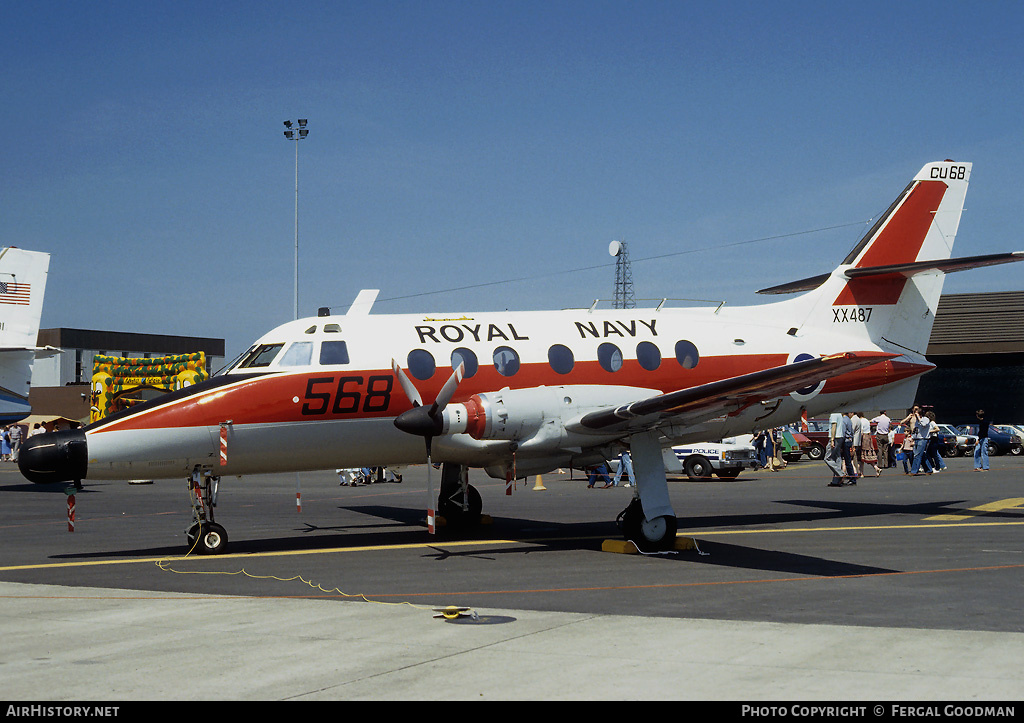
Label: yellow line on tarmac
xmin=0 ymin=539 xmax=532 ymax=572
xmin=924 ymin=497 xmax=1024 ymax=522
xmin=3 ymin=517 xmax=1024 ymax=573
xmin=683 ymin=519 xmax=1024 ymax=536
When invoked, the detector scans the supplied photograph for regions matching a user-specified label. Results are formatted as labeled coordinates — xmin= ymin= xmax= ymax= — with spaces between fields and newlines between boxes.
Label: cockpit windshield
xmin=236 ymin=343 xmax=285 ymax=369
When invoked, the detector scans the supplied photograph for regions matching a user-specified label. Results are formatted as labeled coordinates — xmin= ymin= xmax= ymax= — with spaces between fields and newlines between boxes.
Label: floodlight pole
xmin=283 ymin=119 xmax=309 ymax=320
xmin=283 ymin=120 xmax=309 ymax=514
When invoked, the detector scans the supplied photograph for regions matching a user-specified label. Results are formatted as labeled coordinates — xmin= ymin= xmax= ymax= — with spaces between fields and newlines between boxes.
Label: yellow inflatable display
xmin=90 ymin=353 xmax=208 ymax=423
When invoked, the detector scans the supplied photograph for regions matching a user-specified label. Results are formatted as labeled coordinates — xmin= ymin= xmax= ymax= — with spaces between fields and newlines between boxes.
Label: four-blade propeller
xmin=392 ymin=360 xmax=465 ymax=533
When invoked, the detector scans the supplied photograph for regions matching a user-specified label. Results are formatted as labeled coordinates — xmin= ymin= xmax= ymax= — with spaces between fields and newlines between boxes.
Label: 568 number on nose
xmin=301 ymin=375 xmax=394 ymax=415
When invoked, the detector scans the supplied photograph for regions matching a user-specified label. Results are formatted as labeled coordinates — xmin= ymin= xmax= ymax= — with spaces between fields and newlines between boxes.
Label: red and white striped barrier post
xmin=66 ymin=490 xmax=75 ymax=532
xmin=219 ymin=422 xmax=229 ymax=466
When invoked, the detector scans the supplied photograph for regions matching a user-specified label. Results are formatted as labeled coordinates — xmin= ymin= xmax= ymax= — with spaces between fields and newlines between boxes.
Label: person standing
xmin=901 ymin=406 xmax=931 ymax=475
xmin=859 ymin=413 xmax=881 ymax=477
xmin=754 ymin=429 xmax=769 ymax=469
xmin=924 ymin=411 xmax=947 ymax=473
xmin=825 ymin=410 xmax=846 ymax=486
xmin=872 ymin=411 xmax=892 ymax=467
xmin=844 ymin=411 xmax=859 ymax=483
xmin=898 ymin=424 xmax=915 ymax=474
xmin=974 ymin=409 xmax=991 ymax=471
xmin=9 ymin=423 xmax=22 ymax=462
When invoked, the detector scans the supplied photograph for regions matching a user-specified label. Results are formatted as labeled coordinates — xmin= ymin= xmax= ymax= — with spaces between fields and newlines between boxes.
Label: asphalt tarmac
xmin=2 ymin=454 xmax=1023 ymax=701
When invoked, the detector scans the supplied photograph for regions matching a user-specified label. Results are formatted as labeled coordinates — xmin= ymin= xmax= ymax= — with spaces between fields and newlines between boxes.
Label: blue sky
xmin=3 ymin=1 xmax=1022 ymax=360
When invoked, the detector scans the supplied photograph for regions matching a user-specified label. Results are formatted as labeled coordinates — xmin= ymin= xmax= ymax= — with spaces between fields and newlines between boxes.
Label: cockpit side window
xmin=238 ymin=343 xmax=284 ymax=369
xmin=320 ymin=340 xmax=350 ymax=365
xmin=278 ymin=341 xmax=313 ymax=367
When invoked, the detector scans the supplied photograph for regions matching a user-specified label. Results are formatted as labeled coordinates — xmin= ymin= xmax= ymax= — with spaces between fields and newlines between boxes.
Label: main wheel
xmin=438 ymin=483 xmax=483 ymax=530
xmin=684 ymin=454 xmax=712 ymax=480
xmin=187 ymin=522 xmax=228 ymax=555
xmin=617 ymin=498 xmax=678 ymax=552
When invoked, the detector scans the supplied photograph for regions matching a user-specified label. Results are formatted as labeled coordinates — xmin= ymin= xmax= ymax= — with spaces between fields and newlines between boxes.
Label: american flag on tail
xmin=0 ymin=282 xmax=30 ymax=305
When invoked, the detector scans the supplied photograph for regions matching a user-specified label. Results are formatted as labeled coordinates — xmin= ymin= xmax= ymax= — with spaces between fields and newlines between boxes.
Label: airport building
xmin=918 ymin=290 xmax=1024 ymax=423
xmin=28 ymin=328 xmax=225 ymax=421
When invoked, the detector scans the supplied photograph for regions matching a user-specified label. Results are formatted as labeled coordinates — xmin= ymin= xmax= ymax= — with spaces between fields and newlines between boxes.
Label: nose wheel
xmin=186 ymin=521 xmax=228 ymax=554
xmin=186 ymin=467 xmax=227 ymax=554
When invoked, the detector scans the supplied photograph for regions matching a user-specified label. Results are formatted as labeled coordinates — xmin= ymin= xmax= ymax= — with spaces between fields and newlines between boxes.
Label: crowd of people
xmin=822 ymin=407 xmax=992 ymax=486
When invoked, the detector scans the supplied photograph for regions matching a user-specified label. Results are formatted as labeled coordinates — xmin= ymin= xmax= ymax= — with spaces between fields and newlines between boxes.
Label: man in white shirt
xmin=871 ymin=412 xmax=892 ymax=467
xmin=825 ymin=411 xmax=855 ymax=486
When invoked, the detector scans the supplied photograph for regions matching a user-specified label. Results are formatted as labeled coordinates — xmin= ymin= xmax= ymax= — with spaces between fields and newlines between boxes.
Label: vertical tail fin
xmin=0 ymin=248 xmax=51 ymax=422
xmin=763 ymin=161 xmax=971 ymax=355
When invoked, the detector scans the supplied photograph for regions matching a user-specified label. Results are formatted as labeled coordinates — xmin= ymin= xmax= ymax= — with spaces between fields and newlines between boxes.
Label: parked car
xmin=668 ymin=438 xmax=760 ymax=479
xmin=932 ymin=425 xmax=958 ymax=457
xmin=993 ymin=426 xmax=1023 ymax=456
xmin=607 ymin=438 xmax=759 ymax=481
xmin=999 ymin=425 xmax=1024 ymax=456
xmin=956 ymin=424 xmax=1022 ymax=456
xmin=781 ymin=429 xmax=812 ymax=462
xmin=937 ymin=423 xmax=975 ymax=457
xmin=800 ymin=419 xmax=832 ymax=460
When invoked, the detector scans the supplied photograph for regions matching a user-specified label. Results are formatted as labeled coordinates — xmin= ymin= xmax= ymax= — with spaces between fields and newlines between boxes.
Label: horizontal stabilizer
xmin=0 ymin=346 xmax=61 ymax=358
xmin=757 ymin=251 xmax=1024 ymax=295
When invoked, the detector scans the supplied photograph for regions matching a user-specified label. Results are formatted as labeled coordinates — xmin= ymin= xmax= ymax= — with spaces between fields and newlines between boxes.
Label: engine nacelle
xmin=440 ymin=385 xmax=657 ymax=443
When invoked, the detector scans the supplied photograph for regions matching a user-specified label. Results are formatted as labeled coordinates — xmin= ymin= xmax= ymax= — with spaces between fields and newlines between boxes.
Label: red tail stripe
xmin=834 ymin=180 xmax=947 ymax=306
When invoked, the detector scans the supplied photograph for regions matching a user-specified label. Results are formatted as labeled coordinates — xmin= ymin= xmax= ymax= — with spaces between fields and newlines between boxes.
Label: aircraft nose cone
xmin=18 ymin=429 xmax=88 ymax=484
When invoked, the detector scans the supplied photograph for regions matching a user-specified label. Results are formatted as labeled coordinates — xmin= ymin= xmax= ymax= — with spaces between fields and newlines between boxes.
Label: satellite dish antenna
xmin=608 ymin=240 xmax=622 ymax=257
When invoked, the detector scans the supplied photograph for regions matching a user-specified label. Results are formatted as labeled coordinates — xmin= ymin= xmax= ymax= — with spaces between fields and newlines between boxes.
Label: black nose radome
xmin=18 ymin=429 xmax=88 ymax=484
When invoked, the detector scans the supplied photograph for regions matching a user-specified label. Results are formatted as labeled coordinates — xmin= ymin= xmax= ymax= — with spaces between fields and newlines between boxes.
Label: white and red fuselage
xmin=22 ymin=160 xmax=1018 ymax=489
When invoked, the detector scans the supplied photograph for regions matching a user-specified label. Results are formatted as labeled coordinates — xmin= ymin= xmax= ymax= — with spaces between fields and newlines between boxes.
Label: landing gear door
xmin=662 ymin=447 xmax=682 ymax=473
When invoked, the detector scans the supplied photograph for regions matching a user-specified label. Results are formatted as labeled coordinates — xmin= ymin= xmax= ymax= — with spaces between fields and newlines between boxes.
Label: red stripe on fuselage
xmin=833 ymin=180 xmax=947 ymax=306
xmin=89 ymin=351 xmax=915 ymax=434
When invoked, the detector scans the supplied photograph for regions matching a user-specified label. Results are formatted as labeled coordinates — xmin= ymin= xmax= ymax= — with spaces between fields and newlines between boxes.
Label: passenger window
xmin=598 ymin=343 xmax=623 ymax=373
xmin=493 ymin=346 xmax=520 ymax=377
xmin=278 ymin=341 xmax=313 ymax=367
xmin=408 ymin=349 xmax=436 ymax=380
xmin=451 ymin=348 xmax=478 ymax=378
xmin=239 ymin=343 xmax=284 ymax=368
xmin=636 ymin=341 xmax=661 ymax=371
xmin=675 ymin=340 xmax=699 ymax=369
xmin=320 ymin=340 xmax=350 ymax=365
xmin=547 ymin=344 xmax=574 ymax=375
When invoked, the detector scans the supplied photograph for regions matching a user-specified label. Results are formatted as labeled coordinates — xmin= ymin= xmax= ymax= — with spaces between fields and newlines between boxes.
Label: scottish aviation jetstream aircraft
xmin=19 ymin=161 xmax=1024 ymax=553
xmin=0 ymin=248 xmax=52 ymax=423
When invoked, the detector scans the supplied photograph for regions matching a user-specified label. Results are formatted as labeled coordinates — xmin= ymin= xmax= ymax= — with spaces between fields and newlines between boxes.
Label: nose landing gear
xmin=186 ymin=467 xmax=228 ymax=554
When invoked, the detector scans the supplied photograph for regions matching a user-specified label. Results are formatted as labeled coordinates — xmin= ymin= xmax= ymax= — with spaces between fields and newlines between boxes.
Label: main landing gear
xmin=615 ymin=431 xmax=679 ymax=552
xmin=437 ymin=463 xmax=483 ymax=531
xmin=617 ymin=498 xmax=678 ymax=552
xmin=186 ymin=466 xmax=228 ymax=554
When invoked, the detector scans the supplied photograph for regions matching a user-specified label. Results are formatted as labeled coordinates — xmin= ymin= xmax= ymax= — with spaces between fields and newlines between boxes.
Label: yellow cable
xmin=168 ymin=477 xmax=440 ymax=611
xmin=154 ymin=558 xmax=434 ymax=609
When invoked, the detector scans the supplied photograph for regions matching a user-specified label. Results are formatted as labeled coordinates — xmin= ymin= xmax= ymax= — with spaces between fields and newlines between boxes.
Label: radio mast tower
xmin=609 ymin=240 xmax=635 ymax=309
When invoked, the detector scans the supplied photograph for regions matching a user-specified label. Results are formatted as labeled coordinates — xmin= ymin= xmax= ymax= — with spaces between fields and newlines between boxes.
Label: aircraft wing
xmin=573 ymin=351 xmax=895 ymax=434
